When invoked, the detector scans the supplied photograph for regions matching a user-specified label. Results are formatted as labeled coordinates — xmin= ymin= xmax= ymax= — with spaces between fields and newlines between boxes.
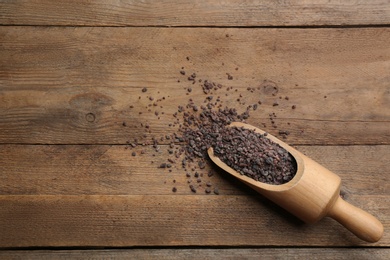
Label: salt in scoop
xmin=208 ymin=122 xmax=383 ymax=243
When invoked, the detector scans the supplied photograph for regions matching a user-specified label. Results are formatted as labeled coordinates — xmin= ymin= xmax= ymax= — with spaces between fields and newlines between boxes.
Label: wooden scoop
xmin=207 ymin=122 xmax=383 ymax=243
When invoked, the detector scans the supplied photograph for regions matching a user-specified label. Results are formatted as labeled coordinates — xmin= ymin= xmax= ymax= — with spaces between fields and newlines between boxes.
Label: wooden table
xmin=1 ymin=1 xmax=389 ymax=259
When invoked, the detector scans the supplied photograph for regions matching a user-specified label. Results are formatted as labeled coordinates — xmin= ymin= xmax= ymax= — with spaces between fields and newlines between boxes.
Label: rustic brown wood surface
xmin=1 ymin=145 xmax=388 ymax=196
xmin=0 ymin=0 xmax=389 ymax=258
xmin=1 ymin=248 xmax=390 ymax=260
xmin=1 ymin=27 xmax=389 ymax=145
xmin=1 ymin=0 xmax=389 ymax=26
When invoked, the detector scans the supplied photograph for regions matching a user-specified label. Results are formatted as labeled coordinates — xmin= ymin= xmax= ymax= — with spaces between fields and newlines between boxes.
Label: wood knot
xmin=85 ymin=112 xmax=96 ymax=122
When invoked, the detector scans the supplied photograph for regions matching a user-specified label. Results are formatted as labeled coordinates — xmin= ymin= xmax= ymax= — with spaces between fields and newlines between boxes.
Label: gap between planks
xmin=1 ymin=248 xmax=390 ymax=260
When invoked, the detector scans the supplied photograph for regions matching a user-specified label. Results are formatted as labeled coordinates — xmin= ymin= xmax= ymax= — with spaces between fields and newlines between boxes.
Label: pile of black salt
xmin=124 ymin=63 xmax=298 ymax=193
xmin=180 ymin=107 xmax=296 ymax=185
xmin=212 ymin=126 xmax=296 ymax=185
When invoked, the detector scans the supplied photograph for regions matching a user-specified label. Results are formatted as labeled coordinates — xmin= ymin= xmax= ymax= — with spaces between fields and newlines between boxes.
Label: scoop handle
xmin=328 ymin=196 xmax=383 ymax=242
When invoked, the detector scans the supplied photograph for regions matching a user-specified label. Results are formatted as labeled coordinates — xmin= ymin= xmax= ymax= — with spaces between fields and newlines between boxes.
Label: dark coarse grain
xmin=180 ymin=102 xmax=296 ymax=185
xmin=213 ymin=127 xmax=296 ymax=185
xmin=189 ymin=184 xmax=197 ymax=193
xmin=176 ymin=81 xmax=297 ymax=188
xmin=180 ymin=106 xmax=251 ymax=160
xmin=158 ymin=163 xmax=167 ymax=168
xmin=129 ymin=64 xmax=295 ymax=192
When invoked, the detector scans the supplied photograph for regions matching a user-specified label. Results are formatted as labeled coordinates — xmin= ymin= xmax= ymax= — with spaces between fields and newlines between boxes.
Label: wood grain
xmin=0 ymin=194 xmax=388 ymax=247
xmin=1 ymin=144 xmax=388 ymax=247
xmin=0 ymin=145 xmax=388 ymax=196
xmin=1 ymin=0 xmax=389 ymax=254
xmin=1 ymin=27 xmax=389 ymax=145
xmin=0 ymin=0 xmax=389 ymax=27
xmin=1 ymin=248 xmax=390 ymax=260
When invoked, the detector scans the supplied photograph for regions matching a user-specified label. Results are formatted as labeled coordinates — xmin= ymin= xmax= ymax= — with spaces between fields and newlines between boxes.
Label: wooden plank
xmin=0 ymin=1 xmax=389 ymax=27
xmin=1 ymin=145 xmax=389 ymax=196
xmin=1 ymin=27 xmax=389 ymax=145
xmin=1 ymin=248 xmax=390 ymax=260
xmin=0 ymin=144 xmax=388 ymax=247
xmin=0 ymin=194 xmax=388 ymax=247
